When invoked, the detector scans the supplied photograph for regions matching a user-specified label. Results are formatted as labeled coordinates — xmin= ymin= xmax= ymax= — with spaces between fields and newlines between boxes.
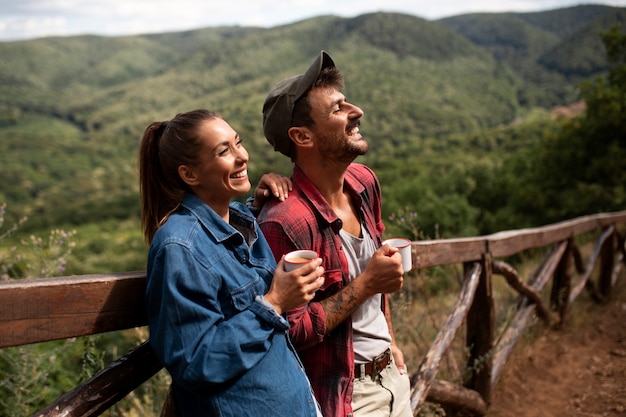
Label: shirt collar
xmin=181 ymin=193 xmax=256 ymax=244
xmin=291 ymin=165 xmax=366 ymax=232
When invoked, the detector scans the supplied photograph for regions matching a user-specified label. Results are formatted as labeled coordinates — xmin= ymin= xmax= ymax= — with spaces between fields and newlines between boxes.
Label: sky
xmin=0 ymin=0 xmax=624 ymax=42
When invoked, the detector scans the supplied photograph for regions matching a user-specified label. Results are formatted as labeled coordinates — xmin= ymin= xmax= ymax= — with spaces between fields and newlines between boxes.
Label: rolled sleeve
xmin=252 ymin=295 xmax=290 ymax=330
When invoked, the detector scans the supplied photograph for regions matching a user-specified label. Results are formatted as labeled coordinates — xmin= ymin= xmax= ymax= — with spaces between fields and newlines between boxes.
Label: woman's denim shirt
xmin=146 ymin=194 xmax=318 ymax=417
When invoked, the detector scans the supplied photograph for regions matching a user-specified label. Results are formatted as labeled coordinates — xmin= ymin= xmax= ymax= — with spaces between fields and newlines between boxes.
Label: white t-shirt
xmin=339 ymin=226 xmax=392 ymax=363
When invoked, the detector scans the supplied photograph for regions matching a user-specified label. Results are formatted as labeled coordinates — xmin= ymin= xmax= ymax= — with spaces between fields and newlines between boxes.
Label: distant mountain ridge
xmin=440 ymin=5 xmax=626 ymax=102
xmin=0 ymin=5 xmax=623 ymax=230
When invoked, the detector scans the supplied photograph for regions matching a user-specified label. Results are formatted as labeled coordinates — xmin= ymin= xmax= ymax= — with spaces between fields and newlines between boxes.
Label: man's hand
xmin=390 ymin=343 xmax=407 ymax=375
xmin=359 ymin=245 xmax=404 ymax=296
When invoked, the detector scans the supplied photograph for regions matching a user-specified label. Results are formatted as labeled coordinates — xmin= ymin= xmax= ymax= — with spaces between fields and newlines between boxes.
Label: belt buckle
xmin=371 ymin=348 xmax=390 ymax=377
xmin=355 ymin=348 xmax=391 ymax=379
xmin=374 ymin=348 xmax=389 ymax=363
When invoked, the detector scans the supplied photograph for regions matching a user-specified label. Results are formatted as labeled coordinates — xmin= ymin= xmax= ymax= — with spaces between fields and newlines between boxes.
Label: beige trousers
xmin=352 ymin=355 xmax=412 ymax=417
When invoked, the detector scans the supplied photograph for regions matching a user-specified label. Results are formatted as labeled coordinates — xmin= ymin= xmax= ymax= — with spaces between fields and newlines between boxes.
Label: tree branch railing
xmin=411 ymin=211 xmax=626 ymax=414
xmin=1 ymin=211 xmax=625 ymax=417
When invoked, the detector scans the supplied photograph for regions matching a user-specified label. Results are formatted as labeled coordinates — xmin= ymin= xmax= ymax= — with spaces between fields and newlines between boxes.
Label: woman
xmin=138 ymin=109 xmax=325 ymax=417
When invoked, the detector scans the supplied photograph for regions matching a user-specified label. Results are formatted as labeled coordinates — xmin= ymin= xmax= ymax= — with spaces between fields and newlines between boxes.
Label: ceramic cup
xmin=382 ymin=238 xmax=412 ymax=272
xmin=284 ymin=249 xmax=318 ymax=272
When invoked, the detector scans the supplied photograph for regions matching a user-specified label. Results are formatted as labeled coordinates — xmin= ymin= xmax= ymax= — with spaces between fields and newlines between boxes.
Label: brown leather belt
xmin=354 ymin=348 xmax=391 ymax=378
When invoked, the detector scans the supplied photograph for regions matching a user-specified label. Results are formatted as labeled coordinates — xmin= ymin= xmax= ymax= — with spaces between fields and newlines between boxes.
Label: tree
xmin=548 ymin=24 xmax=626 ymax=218
xmin=510 ymin=24 xmax=626 ymax=226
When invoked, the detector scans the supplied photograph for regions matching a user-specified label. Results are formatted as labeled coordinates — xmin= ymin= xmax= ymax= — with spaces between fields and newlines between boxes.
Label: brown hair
xmin=291 ymin=66 xmax=345 ymax=131
xmin=138 ymin=109 xmax=221 ymax=244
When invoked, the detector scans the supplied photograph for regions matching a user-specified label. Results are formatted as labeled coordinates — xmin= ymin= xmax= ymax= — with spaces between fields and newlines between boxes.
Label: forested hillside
xmin=0 ymin=5 xmax=624 ymax=274
xmin=440 ymin=5 xmax=626 ymax=104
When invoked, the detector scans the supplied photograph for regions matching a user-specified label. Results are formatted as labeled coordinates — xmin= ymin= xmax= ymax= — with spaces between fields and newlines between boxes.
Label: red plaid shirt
xmin=258 ymin=163 xmax=386 ymax=417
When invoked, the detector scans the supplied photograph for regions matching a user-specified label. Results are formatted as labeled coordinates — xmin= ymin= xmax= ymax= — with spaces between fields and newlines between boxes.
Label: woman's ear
xmin=178 ymin=165 xmax=199 ymax=186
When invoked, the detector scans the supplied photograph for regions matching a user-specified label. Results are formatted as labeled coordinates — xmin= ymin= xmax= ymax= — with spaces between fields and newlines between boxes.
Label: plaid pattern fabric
xmin=258 ymin=163 xmax=386 ymax=417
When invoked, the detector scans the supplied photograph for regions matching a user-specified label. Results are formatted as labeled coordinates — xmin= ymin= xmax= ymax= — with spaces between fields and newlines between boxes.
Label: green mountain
xmin=439 ymin=5 xmax=625 ymax=104
xmin=0 ymin=6 xmax=623 ymax=261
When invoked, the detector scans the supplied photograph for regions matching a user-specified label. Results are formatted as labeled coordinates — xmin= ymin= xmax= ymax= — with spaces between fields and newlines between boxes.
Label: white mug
xmin=382 ymin=238 xmax=412 ymax=272
xmin=284 ymin=249 xmax=318 ymax=272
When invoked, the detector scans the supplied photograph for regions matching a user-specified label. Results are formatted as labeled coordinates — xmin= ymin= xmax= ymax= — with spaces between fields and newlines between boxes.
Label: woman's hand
xmin=253 ymin=173 xmax=292 ymax=208
xmin=264 ymin=256 xmax=324 ymax=314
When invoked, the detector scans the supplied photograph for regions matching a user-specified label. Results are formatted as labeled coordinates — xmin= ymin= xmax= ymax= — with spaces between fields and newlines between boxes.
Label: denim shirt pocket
xmin=230 ymin=277 xmax=265 ymax=312
xmin=230 ymin=276 xmax=289 ymax=330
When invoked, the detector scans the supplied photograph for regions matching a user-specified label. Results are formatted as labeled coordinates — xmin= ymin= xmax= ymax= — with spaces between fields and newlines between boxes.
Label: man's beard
xmin=317 ymin=130 xmax=368 ymax=164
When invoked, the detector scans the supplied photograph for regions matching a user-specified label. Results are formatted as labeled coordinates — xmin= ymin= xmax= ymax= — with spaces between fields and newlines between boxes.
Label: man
xmin=257 ymin=51 xmax=412 ymax=417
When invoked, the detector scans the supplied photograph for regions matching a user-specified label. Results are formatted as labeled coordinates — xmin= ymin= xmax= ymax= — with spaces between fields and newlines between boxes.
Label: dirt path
xmin=487 ymin=280 xmax=626 ymax=417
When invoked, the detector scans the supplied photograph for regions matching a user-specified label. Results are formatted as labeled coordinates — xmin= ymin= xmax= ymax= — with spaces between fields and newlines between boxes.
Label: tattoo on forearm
xmin=322 ymin=286 xmax=360 ymax=333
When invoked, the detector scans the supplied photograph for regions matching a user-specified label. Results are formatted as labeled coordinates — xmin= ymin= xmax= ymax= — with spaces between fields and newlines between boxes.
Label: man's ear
xmin=289 ymin=126 xmax=313 ymax=147
xmin=178 ymin=165 xmax=199 ymax=186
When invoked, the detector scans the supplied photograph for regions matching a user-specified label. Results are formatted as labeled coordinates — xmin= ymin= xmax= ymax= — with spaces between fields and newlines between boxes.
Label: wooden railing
xmin=1 ymin=211 xmax=625 ymax=417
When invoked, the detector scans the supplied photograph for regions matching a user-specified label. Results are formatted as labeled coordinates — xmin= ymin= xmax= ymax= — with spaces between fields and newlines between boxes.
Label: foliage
xmin=0 ymin=12 xmax=624 ymax=413
xmin=0 ymin=205 xmax=84 ymax=415
xmin=440 ymin=6 xmax=623 ymax=105
xmin=0 ymin=338 xmax=95 ymax=416
xmin=0 ymin=203 xmax=76 ymax=279
xmin=65 ymin=218 xmax=147 ymax=275
xmin=469 ymin=24 xmax=626 ymax=228
xmin=0 ymin=208 xmax=157 ymax=416
xmin=0 ymin=331 xmax=157 ymax=416
xmin=545 ymin=23 xmax=626 ymax=218
xmin=0 ymin=7 xmax=621 ymax=272
xmin=1 ymin=7 xmax=623 ymax=242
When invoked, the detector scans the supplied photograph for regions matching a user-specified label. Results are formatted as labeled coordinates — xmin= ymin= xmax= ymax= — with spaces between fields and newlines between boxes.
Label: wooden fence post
xmin=464 ymin=253 xmax=494 ymax=405
xmin=551 ymin=238 xmax=573 ymax=325
xmin=599 ymin=227 xmax=616 ymax=299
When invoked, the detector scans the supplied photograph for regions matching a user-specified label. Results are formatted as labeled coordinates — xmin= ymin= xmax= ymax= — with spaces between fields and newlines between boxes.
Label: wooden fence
xmin=1 ymin=210 xmax=625 ymax=416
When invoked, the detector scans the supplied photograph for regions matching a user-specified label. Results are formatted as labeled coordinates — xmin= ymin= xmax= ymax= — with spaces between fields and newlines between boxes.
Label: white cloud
xmin=0 ymin=0 xmax=623 ymax=41
xmin=0 ymin=15 xmax=68 ymax=40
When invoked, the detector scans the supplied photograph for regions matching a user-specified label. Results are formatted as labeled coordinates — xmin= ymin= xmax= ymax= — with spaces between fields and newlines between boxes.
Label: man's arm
xmin=384 ymin=295 xmax=407 ymax=374
xmin=320 ymin=245 xmax=404 ymax=333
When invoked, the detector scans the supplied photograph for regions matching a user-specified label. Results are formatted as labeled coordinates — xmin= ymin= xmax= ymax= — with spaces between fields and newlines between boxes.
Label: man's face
xmin=306 ymin=87 xmax=366 ymax=163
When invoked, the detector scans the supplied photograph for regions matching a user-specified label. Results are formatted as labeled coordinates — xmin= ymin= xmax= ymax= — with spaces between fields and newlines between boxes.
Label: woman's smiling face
xmin=181 ymin=117 xmax=251 ymax=210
